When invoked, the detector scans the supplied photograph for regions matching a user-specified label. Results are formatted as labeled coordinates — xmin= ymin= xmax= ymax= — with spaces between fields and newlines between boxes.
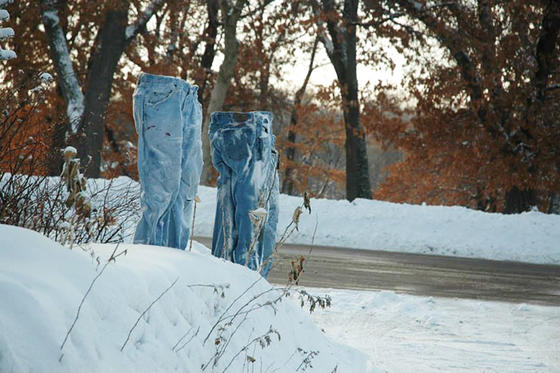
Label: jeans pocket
xmin=222 ymin=127 xmax=255 ymax=161
xmin=146 ymin=86 xmax=177 ymax=106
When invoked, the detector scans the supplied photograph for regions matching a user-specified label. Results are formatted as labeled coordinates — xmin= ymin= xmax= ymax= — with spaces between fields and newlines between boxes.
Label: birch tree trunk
xmin=40 ymin=0 xmax=166 ymax=177
xmin=40 ymin=0 xmax=84 ymax=132
xmin=200 ymin=0 xmax=247 ymax=184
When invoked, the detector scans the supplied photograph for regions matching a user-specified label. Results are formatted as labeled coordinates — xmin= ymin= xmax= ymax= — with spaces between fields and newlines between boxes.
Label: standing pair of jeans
xmin=133 ymin=73 xmax=203 ymax=249
xmin=210 ymin=111 xmax=279 ymax=277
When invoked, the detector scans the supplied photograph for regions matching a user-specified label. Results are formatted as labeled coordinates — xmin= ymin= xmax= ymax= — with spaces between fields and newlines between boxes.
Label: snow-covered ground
xmin=2 ymin=224 xmax=558 ymax=372
xmin=2 ymin=175 xmax=559 ymax=372
xmin=309 ymin=288 xmax=560 ymax=373
xmin=196 ymin=186 xmax=560 ymax=265
xmin=0 ymin=224 xmax=366 ymax=373
xmin=94 ymin=177 xmax=560 ymax=265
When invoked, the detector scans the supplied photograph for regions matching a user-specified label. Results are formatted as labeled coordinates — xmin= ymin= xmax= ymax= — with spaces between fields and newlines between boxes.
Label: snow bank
xmin=87 ymin=177 xmax=560 ymax=265
xmin=0 ymin=224 xmax=366 ymax=373
xmin=195 ymin=185 xmax=560 ymax=265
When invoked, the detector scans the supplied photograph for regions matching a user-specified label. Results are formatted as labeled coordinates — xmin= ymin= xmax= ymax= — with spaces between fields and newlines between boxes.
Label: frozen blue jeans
xmin=133 ymin=73 xmax=203 ymax=249
xmin=210 ymin=112 xmax=279 ymax=277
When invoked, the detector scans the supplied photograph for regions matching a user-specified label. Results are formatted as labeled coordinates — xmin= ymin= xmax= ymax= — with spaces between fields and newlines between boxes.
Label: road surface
xmin=193 ymin=237 xmax=560 ymax=306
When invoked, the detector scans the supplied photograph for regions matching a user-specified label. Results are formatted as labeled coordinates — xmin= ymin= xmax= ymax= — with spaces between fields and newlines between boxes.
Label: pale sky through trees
xmin=280 ymin=37 xmax=408 ymax=92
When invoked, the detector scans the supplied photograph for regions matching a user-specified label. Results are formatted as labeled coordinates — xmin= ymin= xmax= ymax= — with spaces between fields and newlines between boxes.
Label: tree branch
xmin=125 ymin=0 xmax=167 ymax=43
xmin=40 ymin=0 xmax=84 ymax=133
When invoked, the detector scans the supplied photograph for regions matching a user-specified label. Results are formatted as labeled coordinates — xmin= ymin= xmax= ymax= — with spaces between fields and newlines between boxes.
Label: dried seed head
xmin=63 ymin=146 xmax=77 ymax=160
xmin=303 ymin=191 xmax=311 ymax=214
xmin=194 ymin=195 xmax=201 ymax=203
xmin=292 ymin=206 xmax=303 ymax=230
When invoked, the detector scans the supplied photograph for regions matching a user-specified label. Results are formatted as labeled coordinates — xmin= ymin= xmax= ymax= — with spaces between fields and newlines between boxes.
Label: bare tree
xmin=200 ymin=0 xmax=248 ymax=184
xmin=282 ymin=36 xmax=319 ymax=195
xmin=40 ymin=0 xmax=167 ymax=177
xmin=311 ymin=0 xmax=372 ymax=201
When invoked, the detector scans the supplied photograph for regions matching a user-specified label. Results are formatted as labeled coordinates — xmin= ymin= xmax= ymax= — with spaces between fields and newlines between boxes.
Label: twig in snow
xmin=220 ymin=326 xmax=281 ymax=373
xmin=120 ymin=277 xmax=179 ymax=351
xmin=311 ymin=213 xmax=318 ymax=246
xmin=203 ymin=276 xmax=263 ymax=344
xmin=189 ymin=195 xmax=200 ymax=251
xmin=173 ymin=326 xmax=200 ymax=353
xmin=59 ymin=243 xmax=123 ymax=358
xmin=186 ymin=282 xmax=230 ymax=297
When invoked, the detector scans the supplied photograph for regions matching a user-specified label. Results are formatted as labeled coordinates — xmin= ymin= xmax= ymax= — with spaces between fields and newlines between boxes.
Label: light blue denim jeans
xmin=210 ymin=111 xmax=279 ymax=277
xmin=133 ymin=73 xmax=203 ymax=249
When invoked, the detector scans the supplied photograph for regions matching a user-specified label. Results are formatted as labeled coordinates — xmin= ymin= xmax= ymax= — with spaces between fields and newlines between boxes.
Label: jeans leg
xmin=167 ymin=87 xmax=203 ymax=249
xmin=209 ymin=112 xmax=279 ymax=278
xmin=211 ymin=140 xmax=236 ymax=261
xmin=133 ymin=76 xmax=185 ymax=247
xmin=230 ymin=161 xmax=260 ymax=267
xmin=260 ymin=151 xmax=279 ymax=278
xmin=210 ymin=117 xmax=258 ymax=266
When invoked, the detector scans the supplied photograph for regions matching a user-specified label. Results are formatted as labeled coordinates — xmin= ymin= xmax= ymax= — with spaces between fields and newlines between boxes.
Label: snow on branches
xmin=0 ymin=0 xmax=15 ymax=60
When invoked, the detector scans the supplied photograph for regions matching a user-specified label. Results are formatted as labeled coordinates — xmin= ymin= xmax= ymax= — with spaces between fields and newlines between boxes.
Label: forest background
xmin=1 ymin=0 xmax=559 ymax=214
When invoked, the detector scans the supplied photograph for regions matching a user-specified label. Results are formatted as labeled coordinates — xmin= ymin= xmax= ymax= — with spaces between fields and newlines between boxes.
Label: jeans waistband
xmin=210 ymin=111 xmax=273 ymax=130
xmin=137 ymin=72 xmax=197 ymax=95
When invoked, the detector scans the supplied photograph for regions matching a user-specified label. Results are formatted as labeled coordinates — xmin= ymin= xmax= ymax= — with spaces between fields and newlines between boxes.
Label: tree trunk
xmin=200 ymin=0 xmax=247 ymax=184
xmin=46 ymin=119 xmax=67 ymax=176
xmin=312 ymin=0 xmax=371 ymax=201
xmin=548 ymin=192 xmax=560 ymax=214
xmin=341 ymin=0 xmax=371 ymax=200
xmin=282 ymin=127 xmax=297 ymax=195
xmin=503 ymin=187 xmax=538 ymax=214
xmin=40 ymin=0 xmax=84 ymax=131
xmin=198 ymin=0 xmax=219 ymax=101
xmin=342 ymin=88 xmax=371 ymax=200
xmin=534 ymin=0 xmax=560 ymax=101
xmin=282 ymin=36 xmax=319 ymax=195
xmin=77 ymin=4 xmax=129 ymax=178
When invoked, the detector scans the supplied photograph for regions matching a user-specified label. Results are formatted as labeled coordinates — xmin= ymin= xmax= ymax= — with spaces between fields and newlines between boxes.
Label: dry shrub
xmin=0 ymin=72 xmax=141 ymax=245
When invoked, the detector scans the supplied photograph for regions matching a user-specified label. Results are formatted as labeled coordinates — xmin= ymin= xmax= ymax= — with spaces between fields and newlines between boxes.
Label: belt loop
xmin=190 ymin=85 xmax=198 ymax=97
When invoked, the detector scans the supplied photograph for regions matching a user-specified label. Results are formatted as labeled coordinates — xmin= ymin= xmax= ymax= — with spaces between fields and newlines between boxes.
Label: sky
xmin=279 ymin=38 xmax=408 ymax=93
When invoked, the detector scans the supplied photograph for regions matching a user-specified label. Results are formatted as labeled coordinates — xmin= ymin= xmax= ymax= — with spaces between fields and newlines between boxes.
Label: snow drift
xmin=0 ymin=224 xmax=366 ymax=373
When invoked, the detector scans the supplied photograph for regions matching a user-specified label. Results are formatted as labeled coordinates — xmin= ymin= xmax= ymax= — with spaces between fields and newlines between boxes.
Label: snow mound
xmin=0 ymin=224 xmax=366 ymax=373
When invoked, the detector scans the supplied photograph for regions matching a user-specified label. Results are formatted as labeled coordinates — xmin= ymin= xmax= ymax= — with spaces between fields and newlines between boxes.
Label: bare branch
xmin=40 ymin=0 xmax=84 ymax=132
xmin=125 ymin=0 xmax=167 ymax=43
xmin=120 ymin=277 xmax=180 ymax=351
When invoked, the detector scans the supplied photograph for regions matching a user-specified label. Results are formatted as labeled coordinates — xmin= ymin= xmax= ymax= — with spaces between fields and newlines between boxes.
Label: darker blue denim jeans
xmin=133 ymin=73 xmax=203 ymax=249
xmin=210 ymin=111 xmax=279 ymax=277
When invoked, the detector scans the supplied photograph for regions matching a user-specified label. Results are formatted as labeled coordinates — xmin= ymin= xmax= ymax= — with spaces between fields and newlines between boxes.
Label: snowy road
xmin=194 ymin=237 xmax=560 ymax=306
